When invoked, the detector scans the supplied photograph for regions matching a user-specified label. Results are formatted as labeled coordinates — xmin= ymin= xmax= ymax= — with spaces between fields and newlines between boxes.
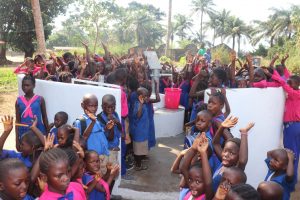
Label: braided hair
xmin=229 ymin=183 xmax=260 ymax=200
xmin=39 ymin=148 xmax=69 ymax=174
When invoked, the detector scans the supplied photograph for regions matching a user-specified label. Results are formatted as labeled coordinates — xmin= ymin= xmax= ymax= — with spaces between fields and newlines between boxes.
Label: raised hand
xmin=138 ymin=96 xmax=145 ymax=104
xmin=221 ymin=116 xmax=238 ymax=128
xmin=197 ymin=132 xmax=209 ymax=153
xmin=73 ymin=141 xmax=84 ymax=158
xmin=110 ymin=164 xmax=120 ymax=177
xmin=215 ymin=179 xmax=231 ymax=200
xmin=44 ymin=133 xmax=55 ymax=151
xmin=106 ymin=162 xmax=113 ymax=171
xmin=230 ymin=51 xmax=237 ymax=62
xmin=285 ymin=148 xmax=295 ymax=161
xmin=1 ymin=115 xmax=13 ymax=133
xmin=86 ymin=111 xmax=96 ymax=122
xmin=273 ymin=53 xmax=279 ymax=60
xmin=105 ymin=120 xmax=115 ymax=130
xmin=246 ymin=54 xmax=253 ymax=63
xmin=191 ymin=134 xmax=201 ymax=151
xmin=239 ymin=122 xmax=255 ymax=134
xmin=180 ymin=148 xmax=189 ymax=156
xmin=95 ymin=172 xmax=102 ymax=181
xmin=30 ymin=115 xmax=38 ymax=128
xmin=37 ymin=176 xmax=47 ymax=192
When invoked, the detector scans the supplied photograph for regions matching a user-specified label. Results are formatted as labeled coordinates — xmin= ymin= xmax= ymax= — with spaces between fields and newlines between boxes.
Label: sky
xmin=55 ymin=0 xmax=300 ymax=51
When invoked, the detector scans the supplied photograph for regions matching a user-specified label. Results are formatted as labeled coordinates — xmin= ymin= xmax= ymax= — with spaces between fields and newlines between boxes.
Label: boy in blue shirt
xmin=74 ymin=94 xmax=109 ymax=174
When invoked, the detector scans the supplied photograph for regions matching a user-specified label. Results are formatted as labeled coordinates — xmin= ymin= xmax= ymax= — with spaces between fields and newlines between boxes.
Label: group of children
xmin=169 ymin=50 xmax=300 ymax=200
xmin=5 ymin=44 xmax=300 ymax=200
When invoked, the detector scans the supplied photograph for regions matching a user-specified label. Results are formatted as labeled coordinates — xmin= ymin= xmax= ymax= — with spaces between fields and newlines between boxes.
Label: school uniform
xmin=74 ymin=114 xmax=109 ymax=174
xmin=82 ymin=172 xmax=110 ymax=200
xmin=184 ymin=192 xmax=205 ymax=200
xmin=16 ymin=95 xmax=46 ymax=139
xmin=212 ymin=164 xmax=226 ymax=193
xmin=272 ymin=74 xmax=300 ymax=187
xmin=39 ymin=182 xmax=86 ymax=200
xmin=49 ymin=126 xmax=58 ymax=145
xmin=179 ymin=80 xmax=190 ymax=110
xmin=264 ymin=158 xmax=294 ymax=200
xmin=0 ymin=150 xmax=32 ymax=168
xmin=132 ymin=101 xmax=149 ymax=156
xmin=98 ymin=111 xmax=121 ymax=166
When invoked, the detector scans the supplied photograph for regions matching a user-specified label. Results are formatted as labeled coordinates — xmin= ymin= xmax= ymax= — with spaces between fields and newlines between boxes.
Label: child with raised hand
xmin=257 ymin=181 xmax=284 ymax=200
xmin=264 ymin=148 xmax=294 ymax=200
xmin=0 ymin=158 xmax=34 ymax=200
xmin=38 ymin=148 xmax=86 ymax=200
xmin=271 ymin=73 xmax=300 ymax=185
xmin=15 ymin=74 xmax=49 ymax=141
xmin=0 ymin=115 xmax=43 ymax=169
xmin=212 ymin=116 xmax=254 ymax=192
xmin=183 ymin=132 xmax=214 ymax=200
xmin=14 ymin=57 xmax=38 ymax=75
xmin=132 ymin=87 xmax=150 ymax=170
xmin=74 ymin=94 xmax=109 ymax=175
xmin=83 ymin=150 xmax=120 ymax=200
xmin=49 ymin=111 xmax=68 ymax=145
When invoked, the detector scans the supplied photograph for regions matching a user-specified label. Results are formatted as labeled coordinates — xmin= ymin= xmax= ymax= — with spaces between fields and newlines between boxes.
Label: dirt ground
xmin=0 ymin=80 xmax=300 ymax=199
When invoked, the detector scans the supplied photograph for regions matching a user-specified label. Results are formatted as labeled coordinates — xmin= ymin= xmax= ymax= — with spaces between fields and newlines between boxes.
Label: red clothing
xmin=251 ymin=80 xmax=281 ymax=88
xmin=14 ymin=64 xmax=40 ymax=75
xmin=121 ymin=86 xmax=128 ymax=117
xmin=272 ymin=74 xmax=300 ymax=122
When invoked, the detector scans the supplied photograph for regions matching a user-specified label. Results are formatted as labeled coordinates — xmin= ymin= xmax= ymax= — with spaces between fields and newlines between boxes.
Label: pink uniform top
xmin=251 ymin=80 xmax=281 ymax=88
xmin=14 ymin=64 xmax=41 ymax=75
xmin=272 ymin=74 xmax=300 ymax=122
xmin=184 ymin=192 xmax=205 ymax=200
xmin=121 ymin=86 xmax=128 ymax=117
xmin=39 ymin=182 xmax=86 ymax=200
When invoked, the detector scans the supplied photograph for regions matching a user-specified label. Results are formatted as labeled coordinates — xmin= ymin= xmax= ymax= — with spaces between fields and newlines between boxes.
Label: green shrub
xmin=0 ymin=67 xmax=17 ymax=93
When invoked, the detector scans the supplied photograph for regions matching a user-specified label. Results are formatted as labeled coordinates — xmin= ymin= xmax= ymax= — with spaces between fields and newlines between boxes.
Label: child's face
xmin=46 ymin=160 xmax=70 ymax=193
xmin=0 ymin=167 xmax=29 ymax=200
xmin=57 ymin=129 xmax=68 ymax=147
xmin=73 ymin=159 xmax=85 ymax=180
xmin=85 ymin=152 xmax=100 ymax=174
xmin=207 ymin=96 xmax=223 ymax=116
xmin=22 ymin=80 xmax=35 ymax=94
xmin=102 ymin=100 xmax=116 ymax=116
xmin=221 ymin=169 xmax=243 ymax=186
xmin=83 ymin=98 xmax=98 ymax=115
xmin=188 ymin=167 xmax=204 ymax=197
xmin=195 ymin=113 xmax=211 ymax=132
xmin=254 ymin=70 xmax=265 ymax=82
xmin=237 ymin=80 xmax=247 ymax=88
xmin=54 ymin=114 xmax=66 ymax=128
xmin=269 ymin=151 xmax=287 ymax=171
xmin=20 ymin=139 xmax=33 ymax=157
xmin=222 ymin=141 xmax=239 ymax=167
xmin=25 ymin=60 xmax=34 ymax=68
xmin=208 ymin=73 xmax=220 ymax=87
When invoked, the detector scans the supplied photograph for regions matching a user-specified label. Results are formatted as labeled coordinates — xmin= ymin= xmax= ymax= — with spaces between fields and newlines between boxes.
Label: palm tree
xmin=251 ymin=18 xmax=277 ymax=47
xmin=166 ymin=0 xmax=172 ymax=55
xmin=31 ymin=0 xmax=46 ymax=54
xmin=224 ymin=16 xmax=250 ymax=54
xmin=204 ymin=12 xmax=219 ymax=46
xmin=191 ymin=0 xmax=215 ymax=44
xmin=216 ymin=9 xmax=231 ymax=43
xmin=173 ymin=14 xmax=193 ymax=40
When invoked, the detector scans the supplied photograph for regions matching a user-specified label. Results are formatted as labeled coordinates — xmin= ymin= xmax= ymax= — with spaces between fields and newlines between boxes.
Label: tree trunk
xmin=94 ymin=22 xmax=99 ymax=54
xmin=165 ymin=0 xmax=172 ymax=56
xmin=270 ymin=35 xmax=274 ymax=47
xmin=232 ymin=35 xmax=235 ymax=51
xmin=200 ymin=10 xmax=204 ymax=43
xmin=24 ymin=48 xmax=35 ymax=58
xmin=31 ymin=0 xmax=46 ymax=55
xmin=237 ymin=35 xmax=241 ymax=55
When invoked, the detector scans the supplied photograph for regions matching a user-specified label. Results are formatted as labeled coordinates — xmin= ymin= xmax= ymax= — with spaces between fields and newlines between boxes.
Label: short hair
xmin=229 ymin=183 xmax=260 ymax=200
xmin=55 ymin=111 xmax=69 ymax=123
xmin=115 ymin=68 xmax=127 ymax=82
xmin=226 ymin=166 xmax=247 ymax=183
xmin=0 ymin=159 xmax=27 ymax=181
xmin=209 ymin=91 xmax=225 ymax=105
xmin=213 ymin=67 xmax=227 ymax=84
xmin=62 ymin=52 xmax=73 ymax=62
xmin=102 ymin=94 xmax=116 ymax=104
xmin=137 ymin=87 xmax=149 ymax=96
xmin=257 ymin=181 xmax=283 ymax=200
xmin=226 ymin=137 xmax=241 ymax=148
xmin=58 ymin=124 xmax=75 ymax=148
xmin=290 ymin=75 xmax=300 ymax=85
xmin=84 ymin=150 xmax=99 ymax=162
xmin=58 ymin=71 xmax=73 ymax=82
xmin=106 ymin=72 xmax=116 ymax=84
xmin=22 ymin=74 xmax=36 ymax=85
xmin=39 ymin=148 xmax=69 ymax=174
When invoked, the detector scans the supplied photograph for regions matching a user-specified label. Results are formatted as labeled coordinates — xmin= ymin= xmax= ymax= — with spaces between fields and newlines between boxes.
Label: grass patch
xmin=0 ymin=67 xmax=17 ymax=93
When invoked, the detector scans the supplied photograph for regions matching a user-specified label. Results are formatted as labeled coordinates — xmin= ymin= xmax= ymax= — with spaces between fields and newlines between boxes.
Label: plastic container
xmin=164 ymin=88 xmax=182 ymax=109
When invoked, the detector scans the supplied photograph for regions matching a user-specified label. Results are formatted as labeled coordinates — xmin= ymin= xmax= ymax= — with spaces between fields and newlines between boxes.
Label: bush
xmin=0 ymin=67 xmax=17 ymax=93
xmin=211 ymin=46 xmax=230 ymax=65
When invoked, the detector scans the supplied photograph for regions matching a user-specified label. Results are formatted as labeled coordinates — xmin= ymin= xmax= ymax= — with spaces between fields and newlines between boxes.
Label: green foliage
xmin=177 ymin=39 xmax=193 ymax=49
xmin=178 ymin=56 xmax=187 ymax=67
xmin=252 ymin=44 xmax=268 ymax=57
xmin=0 ymin=67 xmax=17 ymax=93
xmin=211 ymin=46 xmax=230 ymax=64
xmin=0 ymin=0 xmax=73 ymax=57
xmin=159 ymin=56 xmax=172 ymax=63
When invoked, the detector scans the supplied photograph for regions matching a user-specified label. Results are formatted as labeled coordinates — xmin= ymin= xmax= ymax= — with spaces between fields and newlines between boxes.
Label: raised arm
xmin=269 ymin=54 xmax=279 ymax=69
xmin=149 ymin=81 xmax=161 ymax=103
xmin=237 ymin=122 xmax=255 ymax=170
xmin=30 ymin=116 xmax=45 ymax=145
xmin=171 ymin=149 xmax=189 ymax=174
xmin=229 ymin=51 xmax=236 ymax=86
xmin=197 ymin=132 xmax=214 ymax=200
xmin=0 ymin=116 xmax=14 ymax=152
xmin=82 ymin=113 xmax=96 ymax=141
xmin=213 ymin=116 xmax=238 ymax=161
xmin=246 ymin=54 xmax=254 ymax=84
xmin=285 ymin=149 xmax=295 ymax=182
xmin=40 ymin=97 xmax=49 ymax=133
xmin=15 ymin=101 xmax=21 ymax=151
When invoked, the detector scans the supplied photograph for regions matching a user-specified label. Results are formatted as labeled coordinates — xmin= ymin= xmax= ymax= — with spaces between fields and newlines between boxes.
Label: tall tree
xmin=31 ymin=0 xmax=46 ymax=54
xmin=216 ymin=9 xmax=231 ymax=43
xmin=0 ymin=0 xmax=72 ymax=59
xmin=204 ymin=12 xmax=219 ymax=46
xmin=191 ymin=0 xmax=215 ymax=44
xmin=173 ymin=14 xmax=193 ymax=40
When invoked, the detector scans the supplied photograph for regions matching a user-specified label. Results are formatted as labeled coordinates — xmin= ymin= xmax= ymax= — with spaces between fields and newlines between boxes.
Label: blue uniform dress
xmin=212 ymin=164 xmax=224 ymax=192
xmin=0 ymin=150 xmax=32 ymax=168
xmin=179 ymin=80 xmax=190 ymax=110
xmin=82 ymin=173 xmax=107 ymax=200
xmin=98 ymin=112 xmax=121 ymax=150
xmin=132 ymin=102 xmax=149 ymax=143
xmin=16 ymin=95 xmax=46 ymax=139
xmin=264 ymin=158 xmax=294 ymax=200
xmin=49 ymin=127 xmax=58 ymax=145
xmin=23 ymin=195 xmax=35 ymax=200
xmin=146 ymin=102 xmax=156 ymax=149
xmin=129 ymin=92 xmax=138 ymax=136
xmin=74 ymin=114 xmax=109 ymax=156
